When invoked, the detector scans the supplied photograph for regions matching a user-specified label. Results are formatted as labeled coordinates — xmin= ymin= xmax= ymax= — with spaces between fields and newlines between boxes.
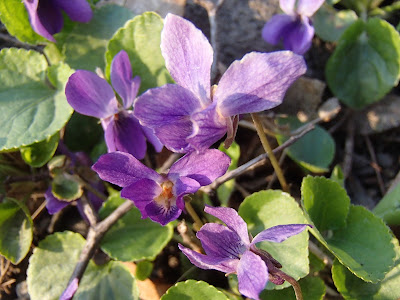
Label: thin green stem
xmin=251 ymin=113 xmax=289 ymax=192
xmin=185 ymin=200 xmax=203 ymax=231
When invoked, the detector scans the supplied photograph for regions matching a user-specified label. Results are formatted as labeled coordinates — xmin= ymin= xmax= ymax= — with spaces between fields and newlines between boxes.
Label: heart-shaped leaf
xmin=20 ymin=132 xmax=59 ymax=168
xmin=161 ymin=280 xmax=228 ymax=300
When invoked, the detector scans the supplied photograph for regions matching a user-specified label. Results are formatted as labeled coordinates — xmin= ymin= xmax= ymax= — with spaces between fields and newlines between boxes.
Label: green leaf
xmin=326 ymin=18 xmax=400 ymax=109
xmin=301 ymin=177 xmax=396 ymax=283
xmin=161 ymin=280 xmax=228 ymax=300
xmin=302 ymin=176 xmax=350 ymax=231
xmin=238 ymin=190 xmax=309 ymax=289
xmin=314 ymin=5 xmax=358 ymax=42
xmin=330 ymin=165 xmax=345 ymax=188
xmin=64 ymin=113 xmax=103 ymax=153
xmin=260 ymin=276 xmax=326 ymax=300
xmin=276 ymin=117 xmax=335 ymax=173
xmin=105 ymin=11 xmax=173 ymax=94
xmin=51 ymin=173 xmax=83 ymax=201
xmin=217 ymin=141 xmax=240 ymax=206
xmin=135 ymin=260 xmax=153 ymax=281
xmin=20 ymin=132 xmax=59 ymax=168
xmin=373 ymin=182 xmax=400 ymax=225
xmin=0 ymin=198 xmax=32 ymax=264
xmin=0 ymin=0 xmax=47 ymax=44
xmin=54 ymin=5 xmax=134 ymax=71
xmin=332 ymin=239 xmax=400 ymax=300
xmin=27 ymin=231 xmax=139 ymax=300
xmin=0 ymin=48 xmax=73 ymax=151
xmin=99 ymin=193 xmax=173 ymax=261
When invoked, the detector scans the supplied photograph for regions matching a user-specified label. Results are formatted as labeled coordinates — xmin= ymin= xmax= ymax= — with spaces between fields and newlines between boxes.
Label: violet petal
xmin=24 ymin=0 xmax=60 ymax=41
xmin=262 ymin=14 xmax=296 ymax=46
xmin=237 ymin=250 xmax=268 ymax=300
xmin=204 ymin=206 xmax=250 ymax=245
xmin=45 ymin=188 xmax=70 ymax=215
xmin=145 ymin=200 xmax=182 ymax=226
xmin=214 ymin=51 xmax=306 ymax=117
xmin=141 ymin=126 xmax=164 ymax=153
xmin=169 ymin=149 xmax=230 ymax=186
xmin=161 ymin=14 xmax=213 ymax=106
xmin=103 ymin=117 xmax=117 ymax=153
xmin=296 ymin=0 xmax=325 ymax=17
xmin=174 ymin=176 xmax=201 ymax=198
xmin=186 ymin=103 xmax=228 ymax=152
xmin=66 ymin=70 xmax=119 ymax=119
xmin=121 ymin=178 xmax=161 ymax=219
xmin=112 ymin=111 xmax=147 ymax=160
xmin=283 ymin=17 xmax=314 ymax=55
xmin=251 ymin=224 xmax=310 ymax=246
xmin=54 ymin=0 xmax=93 ymax=22
xmin=92 ymin=151 xmax=162 ymax=187
xmin=110 ymin=50 xmax=140 ymax=109
xmin=134 ymin=84 xmax=201 ymax=153
xmin=279 ymin=0 xmax=296 ymax=15
xmin=178 ymin=244 xmax=239 ymax=274
xmin=197 ymin=223 xmax=247 ymax=259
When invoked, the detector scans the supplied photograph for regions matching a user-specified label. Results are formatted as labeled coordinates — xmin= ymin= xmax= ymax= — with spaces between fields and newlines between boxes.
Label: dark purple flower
xmin=23 ymin=0 xmax=93 ymax=42
xmin=179 ymin=206 xmax=310 ymax=300
xmin=92 ymin=149 xmax=230 ymax=225
xmin=262 ymin=0 xmax=325 ymax=55
xmin=134 ymin=14 xmax=306 ymax=153
xmin=65 ymin=50 xmax=163 ymax=160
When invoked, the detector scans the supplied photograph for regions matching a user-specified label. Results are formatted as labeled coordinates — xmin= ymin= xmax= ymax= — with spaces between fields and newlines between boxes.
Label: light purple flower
xmin=92 ymin=149 xmax=230 ymax=225
xmin=23 ymin=0 xmax=93 ymax=42
xmin=65 ymin=50 xmax=163 ymax=160
xmin=179 ymin=206 xmax=310 ymax=300
xmin=262 ymin=0 xmax=325 ymax=55
xmin=134 ymin=14 xmax=306 ymax=154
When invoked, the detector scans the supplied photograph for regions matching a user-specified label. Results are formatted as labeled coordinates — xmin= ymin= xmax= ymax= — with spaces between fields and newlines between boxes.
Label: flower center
xmin=154 ymin=180 xmax=176 ymax=209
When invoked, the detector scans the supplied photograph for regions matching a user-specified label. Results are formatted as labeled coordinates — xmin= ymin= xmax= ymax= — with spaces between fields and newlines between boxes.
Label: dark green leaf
xmin=20 ymin=132 xmax=59 ymax=168
xmin=301 ymin=176 xmax=350 ymax=231
xmin=260 ymin=276 xmax=326 ymax=300
xmin=51 ymin=173 xmax=83 ymax=201
xmin=54 ymin=5 xmax=134 ymax=71
xmin=0 ymin=198 xmax=32 ymax=264
xmin=276 ymin=117 xmax=335 ymax=173
xmin=314 ymin=5 xmax=358 ymax=42
xmin=105 ymin=12 xmax=173 ymax=94
xmin=0 ymin=48 xmax=73 ymax=151
xmin=332 ymin=239 xmax=400 ymax=300
xmin=161 ymin=280 xmax=228 ymax=300
xmin=99 ymin=193 xmax=173 ymax=261
xmin=326 ymin=18 xmax=400 ymax=109
xmin=135 ymin=260 xmax=153 ymax=281
xmin=27 ymin=231 xmax=139 ymax=300
xmin=373 ymin=182 xmax=400 ymax=225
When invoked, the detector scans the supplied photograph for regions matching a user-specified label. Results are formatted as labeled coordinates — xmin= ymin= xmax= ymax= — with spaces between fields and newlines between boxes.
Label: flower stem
xmin=251 ymin=113 xmax=289 ymax=192
xmin=274 ymin=269 xmax=303 ymax=300
xmin=184 ymin=199 xmax=203 ymax=231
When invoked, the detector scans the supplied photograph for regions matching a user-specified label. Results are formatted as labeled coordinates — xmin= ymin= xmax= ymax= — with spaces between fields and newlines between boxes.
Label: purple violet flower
xmin=262 ymin=0 xmax=325 ymax=55
xmin=134 ymin=14 xmax=306 ymax=154
xmin=179 ymin=206 xmax=310 ymax=300
xmin=65 ymin=50 xmax=163 ymax=160
xmin=23 ymin=0 xmax=93 ymax=42
xmin=92 ymin=149 xmax=230 ymax=225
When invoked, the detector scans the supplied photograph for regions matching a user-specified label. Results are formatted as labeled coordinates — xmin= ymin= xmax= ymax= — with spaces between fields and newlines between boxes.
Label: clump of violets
xmin=65 ymin=50 xmax=163 ymax=160
xmin=179 ymin=206 xmax=310 ymax=300
xmin=92 ymin=149 xmax=230 ymax=225
xmin=134 ymin=14 xmax=306 ymax=154
xmin=262 ymin=0 xmax=325 ymax=55
xmin=24 ymin=0 xmax=93 ymax=42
